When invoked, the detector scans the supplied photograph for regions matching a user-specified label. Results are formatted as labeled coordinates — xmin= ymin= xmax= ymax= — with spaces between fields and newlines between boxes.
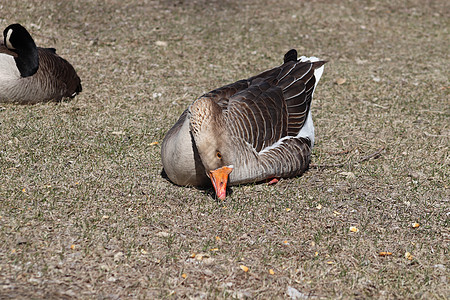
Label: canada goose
xmin=0 ymin=23 xmax=82 ymax=104
xmin=161 ymin=49 xmax=326 ymax=200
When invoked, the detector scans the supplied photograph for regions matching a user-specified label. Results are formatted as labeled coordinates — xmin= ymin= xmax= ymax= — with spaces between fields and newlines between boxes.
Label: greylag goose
xmin=0 ymin=23 xmax=82 ymax=104
xmin=161 ymin=49 xmax=325 ymax=199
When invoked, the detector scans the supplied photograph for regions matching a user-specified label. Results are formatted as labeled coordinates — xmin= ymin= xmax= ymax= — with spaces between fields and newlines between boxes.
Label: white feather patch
xmin=0 ymin=53 xmax=20 ymax=80
xmin=297 ymin=110 xmax=315 ymax=147
xmin=299 ymin=55 xmax=320 ymax=62
xmin=299 ymin=56 xmax=325 ymax=95
xmin=259 ymin=56 xmax=324 ymax=154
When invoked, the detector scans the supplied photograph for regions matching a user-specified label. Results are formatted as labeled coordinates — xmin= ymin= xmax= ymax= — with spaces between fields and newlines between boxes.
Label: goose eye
xmin=216 ymin=151 xmax=222 ymax=159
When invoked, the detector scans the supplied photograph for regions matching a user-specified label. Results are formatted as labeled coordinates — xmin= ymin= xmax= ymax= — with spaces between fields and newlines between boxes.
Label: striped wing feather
xmin=38 ymin=48 xmax=82 ymax=99
xmin=227 ymin=82 xmax=287 ymax=152
xmin=203 ymin=59 xmax=323 ymax=153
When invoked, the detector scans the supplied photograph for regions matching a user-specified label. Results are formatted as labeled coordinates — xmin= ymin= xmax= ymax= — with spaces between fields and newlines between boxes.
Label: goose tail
xmin=299 ymin=55 xmax=326 ymax=90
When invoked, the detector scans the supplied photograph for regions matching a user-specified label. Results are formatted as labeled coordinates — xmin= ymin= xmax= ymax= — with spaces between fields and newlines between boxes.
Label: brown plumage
xmin=0 ymin=23 xmax=81 ymax=104
xmin=161 ymin=49 xmax=326 ymax=199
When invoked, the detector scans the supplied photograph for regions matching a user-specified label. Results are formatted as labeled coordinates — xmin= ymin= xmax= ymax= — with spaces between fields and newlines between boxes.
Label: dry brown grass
xmin=0 ymin=0 xmax=448 ymax=298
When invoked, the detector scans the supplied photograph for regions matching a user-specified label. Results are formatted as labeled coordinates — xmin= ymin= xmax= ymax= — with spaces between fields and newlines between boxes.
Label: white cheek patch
xmin=5 ymin=29 xmax=15 ymax=49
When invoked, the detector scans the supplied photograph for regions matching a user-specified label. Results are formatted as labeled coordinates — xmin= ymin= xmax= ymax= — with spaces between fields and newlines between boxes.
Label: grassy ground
xmin=0 ymin=0 xmax=448 ymax=298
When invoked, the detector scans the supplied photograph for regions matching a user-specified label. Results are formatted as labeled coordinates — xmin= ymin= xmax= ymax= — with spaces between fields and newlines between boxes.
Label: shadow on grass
xmin=160 ymin=168 xmax=234 ymax=200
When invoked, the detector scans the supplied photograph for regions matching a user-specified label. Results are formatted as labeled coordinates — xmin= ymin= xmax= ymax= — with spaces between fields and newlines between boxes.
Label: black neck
xmin=14 ymin=46 xmax=39 ymax=77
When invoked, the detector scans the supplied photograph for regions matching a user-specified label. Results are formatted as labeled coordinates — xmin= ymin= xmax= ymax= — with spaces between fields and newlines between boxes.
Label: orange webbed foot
xmin=267 ymin=177 xmax=280 ymax=185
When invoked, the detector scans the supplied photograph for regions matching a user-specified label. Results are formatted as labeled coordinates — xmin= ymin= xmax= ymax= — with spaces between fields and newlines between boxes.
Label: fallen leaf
xmin=412 ymin=222 xmax=420 ymax=228
xmin=114 ymin=252 xmax=124 ymax=262
xmin=215 ymin=236 xmax=221 ymax=241
xmin=335 ymin=77 xmax=346 ymax=85
xmin=314 ymin=252 xmax=319 ymax=257
xmin=340 ymin=171 xmax=356 ymax=179
xmin=140 ymin=249 xmax=148 ymax=254
xmin=70 ymin=244 xmax=76 ymax=250
xmin=155 ymin=40 xmax=168 ymax=47
xmin=231 ymin=290 xmax=253 ymax=298
xmin=240 ymin=265 xmax=249 ymax=272
xmin=433 ymin=264 xmax=445 ymax=270
xmin=355 ymin=58 xmax=368 ymax=65
xmin=156 ymin=231 xmax=170 ymax=237
xmin=283 ymin=240 xmax=289 ymax=245
xmin=102 ymin=215 xmax=109 ymax=219
xmin=379 ymin=251 xmax=392 ymax=256
xmin=195 ymin=253 xmax=210 ymax=261
xmin=327 ymin=261 xmax=334 ymax=264
xmin=372 ymin=76 xmax=381 ymax=82
xmin=209 ymin=248 xmax=219 ymax=252
xmin=190 ymin=252 xmax=196 ymax=258
xmin=349 ymin=226 xmax=359 ymax=233
xmin=285 ymin=208 xmax=291 ymax=212
xmin=22 ymin=188 xmax=26 ymax=193
xmin=181 ymin=273 xmax=187 ymax=279
xmin=149 ymin=141 xmax=159 ymax=146
xmin=405 ymin=252 xmax=413 ymax=260
xmin=269 ymin=269 xmax=275 ymax=275
xmin=287 ymin=286 xmax=310 ymax=300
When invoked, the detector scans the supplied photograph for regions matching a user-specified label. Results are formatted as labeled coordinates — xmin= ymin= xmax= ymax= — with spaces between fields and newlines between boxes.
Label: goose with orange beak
xmin=161 ymin=49 xmax=325 ymax=200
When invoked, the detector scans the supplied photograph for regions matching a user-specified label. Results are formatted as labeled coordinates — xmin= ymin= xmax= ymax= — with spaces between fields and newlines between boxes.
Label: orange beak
xmin=209 ymin=165 xmax=233 ymax=200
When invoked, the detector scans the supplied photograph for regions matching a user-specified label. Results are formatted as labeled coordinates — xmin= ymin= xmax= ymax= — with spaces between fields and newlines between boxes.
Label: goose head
xmin=3 ymin=23 xmax=39 ymax=77
xmin=189 ymin=97 xmax=234 ymax=200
